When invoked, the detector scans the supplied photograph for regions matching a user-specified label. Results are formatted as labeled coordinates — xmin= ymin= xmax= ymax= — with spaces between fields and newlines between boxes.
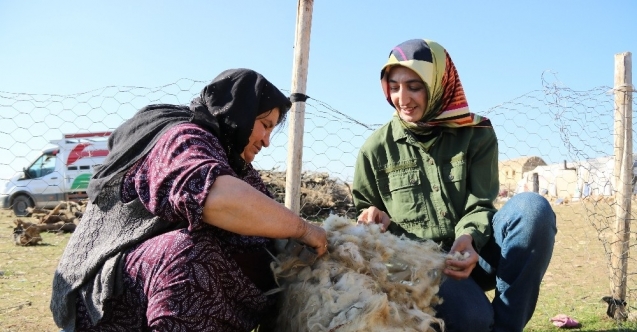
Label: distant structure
xmin=498 ymin=156 xmax=547 ymax=196
xmin=504 ymin=156 xmax=637 ymax=201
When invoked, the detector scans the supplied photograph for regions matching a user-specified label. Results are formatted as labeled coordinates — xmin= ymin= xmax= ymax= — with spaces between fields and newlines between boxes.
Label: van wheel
xmin=12 ymin=195 xmax=32 ymax=217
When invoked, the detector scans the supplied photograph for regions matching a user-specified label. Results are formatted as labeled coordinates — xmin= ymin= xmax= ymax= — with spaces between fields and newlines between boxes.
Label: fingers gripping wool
xmin=271 ymin=215 xmax=448 ymax=332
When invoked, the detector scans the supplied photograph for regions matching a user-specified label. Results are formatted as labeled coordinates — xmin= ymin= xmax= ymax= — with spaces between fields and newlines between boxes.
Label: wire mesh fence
xmin=1 ymin=76 xmax=636 ymax=328
xmin=484 ymin=74 xmax=637 ymax=324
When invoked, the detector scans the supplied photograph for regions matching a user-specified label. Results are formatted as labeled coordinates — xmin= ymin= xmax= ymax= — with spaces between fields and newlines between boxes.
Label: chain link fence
xmin=1 ymin=75 xmax=637 ymax=327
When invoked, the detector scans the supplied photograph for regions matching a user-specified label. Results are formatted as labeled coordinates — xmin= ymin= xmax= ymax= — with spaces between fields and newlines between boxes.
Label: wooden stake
xmin=611 ymin=51 xmax=632 ymax=320
xmin=285 ymin=0 xmax=314 ymax=214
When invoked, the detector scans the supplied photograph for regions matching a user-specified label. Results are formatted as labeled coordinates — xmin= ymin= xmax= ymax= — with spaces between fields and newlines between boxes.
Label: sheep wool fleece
xmin=271 ymin=215 xmax=448 ymax=332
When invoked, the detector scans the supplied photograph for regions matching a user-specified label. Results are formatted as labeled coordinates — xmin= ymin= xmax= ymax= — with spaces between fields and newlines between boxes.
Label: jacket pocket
xmin=377 ymin=168 xmax=429 ymax=225
xmin=442 ymin=158 xmax=466 ymax=183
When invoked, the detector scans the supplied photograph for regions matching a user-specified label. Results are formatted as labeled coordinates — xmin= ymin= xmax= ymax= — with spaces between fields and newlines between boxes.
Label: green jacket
xmin=352 ymin=116 xmax=499 ymax=251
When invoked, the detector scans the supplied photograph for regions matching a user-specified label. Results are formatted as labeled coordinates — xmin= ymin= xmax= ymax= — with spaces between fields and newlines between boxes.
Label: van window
xmin=68 ymin=166 xmax=78 ymax=171
xmin=26 ymin=153 xmax=57 ymax=178
xmin=79 ymin=166 xmax=90 ymax=170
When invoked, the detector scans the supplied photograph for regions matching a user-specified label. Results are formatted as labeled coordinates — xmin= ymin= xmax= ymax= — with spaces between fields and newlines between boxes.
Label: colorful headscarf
xmin=381 ymin=39 xmax=488 ymax=129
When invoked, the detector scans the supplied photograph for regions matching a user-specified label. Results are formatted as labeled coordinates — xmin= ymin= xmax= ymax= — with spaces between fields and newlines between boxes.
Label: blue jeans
xmin=435 ymin=192 xmax=557 ymax=332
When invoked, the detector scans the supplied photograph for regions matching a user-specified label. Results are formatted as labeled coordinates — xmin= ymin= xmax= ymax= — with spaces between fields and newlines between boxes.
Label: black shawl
xmin=87 ymin=68 xmax=291 ymax=201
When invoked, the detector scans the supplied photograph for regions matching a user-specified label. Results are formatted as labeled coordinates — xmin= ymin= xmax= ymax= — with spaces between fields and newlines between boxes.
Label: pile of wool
xmin=270 ymin=214 xmax=448 ymax=332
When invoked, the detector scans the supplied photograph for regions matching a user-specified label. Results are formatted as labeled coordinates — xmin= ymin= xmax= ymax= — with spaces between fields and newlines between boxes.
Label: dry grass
xmin=3 ymin=196 xmax=637 ymax=331
xmin=0 ymin=210 xmax=70 ymax=331
xmin=521 ymin=199 xmax=637 ymax=331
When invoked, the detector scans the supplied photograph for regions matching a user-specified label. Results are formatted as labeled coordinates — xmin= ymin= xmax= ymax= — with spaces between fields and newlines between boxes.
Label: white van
xmin=0 ymin=132 xmax=111 ymax=216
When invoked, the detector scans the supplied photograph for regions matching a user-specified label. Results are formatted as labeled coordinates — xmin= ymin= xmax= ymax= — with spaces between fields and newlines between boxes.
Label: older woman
xmin=353 ymin=39 xmax=557 ymax=332
xmin=51 ymin=68 xmax=327 ymax=331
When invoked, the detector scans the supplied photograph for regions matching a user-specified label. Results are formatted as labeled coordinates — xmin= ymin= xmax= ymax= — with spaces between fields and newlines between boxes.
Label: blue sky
xmin=1 ymin=1 xmax=636 ymax=180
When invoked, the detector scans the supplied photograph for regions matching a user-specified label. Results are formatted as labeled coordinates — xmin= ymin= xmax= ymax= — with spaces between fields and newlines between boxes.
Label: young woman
xmin=353 ymin=39 xmax=557 ymax=332
xmin=51 ymin=68 xmax=327 ymax=331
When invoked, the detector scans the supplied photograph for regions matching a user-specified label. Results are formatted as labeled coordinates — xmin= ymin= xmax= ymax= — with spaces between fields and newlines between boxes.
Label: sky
xmin=0 ymin=1 xmax=636 ymax=181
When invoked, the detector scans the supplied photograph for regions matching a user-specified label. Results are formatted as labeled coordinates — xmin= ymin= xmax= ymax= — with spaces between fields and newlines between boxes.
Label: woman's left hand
xmin=444 ymin=234 xmax=479 ymax=280
xmin=295 ymin=221 xmax=329 ymax=257
xmin=357 ymin=206 xmax=391 ymax=232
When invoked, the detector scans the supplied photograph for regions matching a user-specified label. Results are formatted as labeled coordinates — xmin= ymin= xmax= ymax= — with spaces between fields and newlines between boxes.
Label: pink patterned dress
xmin=75 ymin=123 xmax=277 ymax=331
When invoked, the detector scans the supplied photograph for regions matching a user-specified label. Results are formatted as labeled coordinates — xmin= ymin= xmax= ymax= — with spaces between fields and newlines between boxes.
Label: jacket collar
xmin=390 ymin=115 xmax=457 ymax=143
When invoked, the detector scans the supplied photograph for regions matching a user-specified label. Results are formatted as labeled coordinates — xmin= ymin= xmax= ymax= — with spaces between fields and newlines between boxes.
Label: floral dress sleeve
xmin=121 ymin=122 xmax=267 ymax=232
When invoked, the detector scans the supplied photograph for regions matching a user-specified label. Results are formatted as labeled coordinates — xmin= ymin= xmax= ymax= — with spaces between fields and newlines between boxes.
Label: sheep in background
xmin=271 ymin=214 xmax=448 ymax=332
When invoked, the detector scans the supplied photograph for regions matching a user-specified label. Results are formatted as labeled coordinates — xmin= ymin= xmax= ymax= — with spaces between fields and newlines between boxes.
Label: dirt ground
xmin=1 ymin=196 xmax=637 ymax=331
xmin=525 ymin=199 xmax=630 ymax=331
xmin=0 ymin=210 xmax=69 ymax=331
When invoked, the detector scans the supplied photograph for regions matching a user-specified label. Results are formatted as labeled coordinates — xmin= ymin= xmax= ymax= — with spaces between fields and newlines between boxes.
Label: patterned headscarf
xmin=380 ymin=39 xmax=488 ymax=129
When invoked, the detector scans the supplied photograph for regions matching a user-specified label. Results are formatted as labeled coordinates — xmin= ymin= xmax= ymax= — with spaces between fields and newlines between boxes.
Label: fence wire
xmin=1 ymin=77 xmax=637 ymax=328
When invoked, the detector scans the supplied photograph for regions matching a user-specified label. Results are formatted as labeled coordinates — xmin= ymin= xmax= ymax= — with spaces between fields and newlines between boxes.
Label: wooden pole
xmin=611 ymin=52 xmax=632 ymax=320
xmin=285 ymin=0 xmax=314 ymax=214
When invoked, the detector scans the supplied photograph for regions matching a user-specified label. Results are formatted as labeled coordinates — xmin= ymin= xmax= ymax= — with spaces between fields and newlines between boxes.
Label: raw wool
xmin=446 ymin=251 xmax=470 ymax=260
xmin=271 ymin=214 xmax=448 ymax=332
xmin=444 ymin=251 xmax=470 ymax=271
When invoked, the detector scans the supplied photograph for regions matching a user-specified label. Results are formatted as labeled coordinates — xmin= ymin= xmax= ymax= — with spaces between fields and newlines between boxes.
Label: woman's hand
xmin=204 ymin=175 xmax=328 ymax=257
xmin=357 ymin=206 xmax=391 ymax=232
xmin=295 ymin=220 xmax=329 ymax=257
xmin=444 ymin=234 xmax=479 ymax=280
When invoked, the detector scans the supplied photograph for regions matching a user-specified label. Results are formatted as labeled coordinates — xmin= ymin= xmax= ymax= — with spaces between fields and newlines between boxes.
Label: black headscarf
xmin=87 ymin=68 xmax=291 ymax=202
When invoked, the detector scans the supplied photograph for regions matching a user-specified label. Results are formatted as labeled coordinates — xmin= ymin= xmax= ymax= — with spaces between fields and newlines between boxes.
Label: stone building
xmin=498 ymin=156 xmax=547 ymax=196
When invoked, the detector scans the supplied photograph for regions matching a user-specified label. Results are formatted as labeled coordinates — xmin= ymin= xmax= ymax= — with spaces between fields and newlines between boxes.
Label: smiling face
xmin=240 ymin=107 xmax=280 ymax=164
xmin=387 ymin=66 xmax=428 ymax=123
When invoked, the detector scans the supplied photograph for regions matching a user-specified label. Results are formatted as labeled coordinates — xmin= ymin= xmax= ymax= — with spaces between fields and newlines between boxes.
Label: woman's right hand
xmin=296 ymin=221 xmax=328 ymax=256
xmin=357 ymin=206 xmax=391 ymax=232
xmin=444 ymin=234 xmax=479 ymax=280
